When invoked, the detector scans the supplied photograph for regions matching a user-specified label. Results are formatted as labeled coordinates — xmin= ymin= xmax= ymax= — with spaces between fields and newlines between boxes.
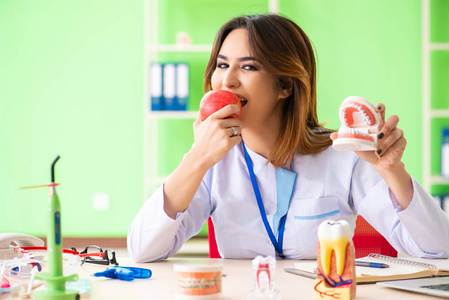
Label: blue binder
xmin=175 ymin=63 xmax=189 ymax=111
xmin=149 ymin=63 xmax=163 ymax=111
xmin=163 ymin=63 xmax=176 ymax=110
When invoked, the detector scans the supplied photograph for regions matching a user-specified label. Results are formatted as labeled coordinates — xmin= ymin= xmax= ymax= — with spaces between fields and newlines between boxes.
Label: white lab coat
xmin=128 ymin=143 xmax=449 ymax=262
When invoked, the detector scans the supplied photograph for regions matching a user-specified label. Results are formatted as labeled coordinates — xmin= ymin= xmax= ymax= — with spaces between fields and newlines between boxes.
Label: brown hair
xmin=204 ymin=14 xmax=333 ymax=168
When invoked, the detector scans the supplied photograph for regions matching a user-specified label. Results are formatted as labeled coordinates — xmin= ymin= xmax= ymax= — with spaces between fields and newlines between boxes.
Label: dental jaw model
xmin=332 ymin=96 xmax=381 ymax=151
xmin=312 ymin=220 xmax=356 ymax=300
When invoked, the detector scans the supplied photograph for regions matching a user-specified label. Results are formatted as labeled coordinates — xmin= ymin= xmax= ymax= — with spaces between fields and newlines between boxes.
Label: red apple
xmin=199 ymin=90 xmax=242 ymax=121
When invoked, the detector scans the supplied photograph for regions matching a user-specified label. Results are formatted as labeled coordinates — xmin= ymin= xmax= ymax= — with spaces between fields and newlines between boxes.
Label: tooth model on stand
xmin=312 ymin=220 xmax=356 ymax=300
xmin=332 ymin=96 xmax=381 ymax=152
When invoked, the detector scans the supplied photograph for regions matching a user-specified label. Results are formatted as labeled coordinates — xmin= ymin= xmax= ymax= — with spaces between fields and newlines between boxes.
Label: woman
xmin=128 ymin=14 xmax=449 ymax=262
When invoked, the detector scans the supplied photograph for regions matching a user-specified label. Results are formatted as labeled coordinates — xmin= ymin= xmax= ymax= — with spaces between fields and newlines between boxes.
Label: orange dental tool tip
xmin=20 ymin=183 xmax=60 ymax=189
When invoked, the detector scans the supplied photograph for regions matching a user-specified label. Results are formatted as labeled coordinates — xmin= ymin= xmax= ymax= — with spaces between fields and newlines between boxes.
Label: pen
xmin=355 ymin=261 xmax=389 ymax=268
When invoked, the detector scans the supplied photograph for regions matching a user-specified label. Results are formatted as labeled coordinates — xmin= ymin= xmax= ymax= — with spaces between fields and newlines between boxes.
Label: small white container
xmin=174 ymin=264 xmax=223 ymax=299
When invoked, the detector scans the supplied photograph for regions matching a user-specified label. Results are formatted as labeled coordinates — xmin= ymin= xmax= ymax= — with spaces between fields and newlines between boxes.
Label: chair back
xmin=353 ymin=215 xmax=397 ymax=258
xmin=207 ymin=216 xmax=397 ymax=259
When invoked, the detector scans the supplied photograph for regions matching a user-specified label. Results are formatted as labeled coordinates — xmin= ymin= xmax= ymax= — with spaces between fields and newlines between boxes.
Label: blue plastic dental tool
xmin=93 ymin=266 xmax=152 ymax=281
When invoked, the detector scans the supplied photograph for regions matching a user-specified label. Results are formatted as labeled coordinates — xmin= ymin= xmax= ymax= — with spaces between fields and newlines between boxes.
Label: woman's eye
xmin=243 ymin=64 xmax=258 ymax=71
xmin=217 ymin=62 xmax=228 ymax=69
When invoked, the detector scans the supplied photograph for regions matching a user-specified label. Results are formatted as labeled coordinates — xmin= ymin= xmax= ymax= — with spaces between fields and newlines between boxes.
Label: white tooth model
xmin=247 ymin=256 xmax=280 ymax=300
xmin=313 ymin=220 xmax=356 ymax=300
xmin=332 ymin=96 xmax=381 ymax=151
xmin=317 ymin=220 xmax=351 ymax=276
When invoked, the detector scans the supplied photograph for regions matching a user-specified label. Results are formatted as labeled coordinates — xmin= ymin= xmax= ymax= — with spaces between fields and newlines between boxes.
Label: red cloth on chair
xmin=352 ymin=215 xmax=397 ymax=258
xmin=207 ymin=216 xmax=397 ymax=259
xmin=208 ymin=217 xmax=221 ymax=258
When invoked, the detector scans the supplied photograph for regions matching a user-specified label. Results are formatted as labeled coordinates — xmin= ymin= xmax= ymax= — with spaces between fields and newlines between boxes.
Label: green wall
xmin=0 ymin=1 xmax=143 ymax=237
xmin=1 ymin=0 xmax=448 ymax=239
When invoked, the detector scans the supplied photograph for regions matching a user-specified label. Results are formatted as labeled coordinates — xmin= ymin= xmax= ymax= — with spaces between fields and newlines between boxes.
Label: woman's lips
xmin=234 ymin=93 xmax=248 ymax=107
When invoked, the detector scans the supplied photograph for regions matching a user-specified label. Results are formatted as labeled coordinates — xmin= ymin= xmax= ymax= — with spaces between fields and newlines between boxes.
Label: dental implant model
xmin=312 ymin=220 xmax=356 ymax=300
xmin=332 ymin=96 xmax=381 ymax=151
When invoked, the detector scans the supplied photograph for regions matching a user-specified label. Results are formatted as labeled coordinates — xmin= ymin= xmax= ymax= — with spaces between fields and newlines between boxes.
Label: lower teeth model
xmin=332 ymin=96 xmax=381 ymax=151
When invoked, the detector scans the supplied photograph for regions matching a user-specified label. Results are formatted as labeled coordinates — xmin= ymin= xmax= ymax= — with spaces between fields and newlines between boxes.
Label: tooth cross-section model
xmin=332 ymin=96 xmax=381 ymax=151
xmin=313 ymin=220 xmax=356 ymax=300
xmin=247 ymin=256 xmax=280 ymax=299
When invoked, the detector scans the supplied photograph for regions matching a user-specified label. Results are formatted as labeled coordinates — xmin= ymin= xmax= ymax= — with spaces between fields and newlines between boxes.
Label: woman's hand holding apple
xmin=192 ymin=90 xmax=242 ymax=169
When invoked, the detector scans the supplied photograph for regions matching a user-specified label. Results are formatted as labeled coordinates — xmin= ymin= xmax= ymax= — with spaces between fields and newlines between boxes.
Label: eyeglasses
xmin=71 ymin=245 xmax=119 ymax=266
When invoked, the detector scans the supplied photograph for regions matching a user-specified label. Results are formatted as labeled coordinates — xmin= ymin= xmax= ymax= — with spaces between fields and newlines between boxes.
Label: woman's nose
xmin=222 ymin=68 xmax=240 ymax=88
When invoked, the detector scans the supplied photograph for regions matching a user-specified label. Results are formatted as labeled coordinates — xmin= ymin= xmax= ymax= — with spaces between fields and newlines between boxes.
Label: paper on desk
xmin=293 ymin=255 xmax=449 ymax=284
xmin=294 ymin=261 xmax=428 ymax=277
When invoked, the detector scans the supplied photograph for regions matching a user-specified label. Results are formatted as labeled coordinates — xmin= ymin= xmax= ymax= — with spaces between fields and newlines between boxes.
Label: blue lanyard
xmin=242 ymin=141 xmax=289 ymax=258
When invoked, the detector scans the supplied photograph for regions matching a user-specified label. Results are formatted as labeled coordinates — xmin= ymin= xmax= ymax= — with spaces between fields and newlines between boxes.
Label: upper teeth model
xmin=317 ymin=220 xmax=351 ymax=276
xmin=332 ymin=96 xmax=381 ymax=151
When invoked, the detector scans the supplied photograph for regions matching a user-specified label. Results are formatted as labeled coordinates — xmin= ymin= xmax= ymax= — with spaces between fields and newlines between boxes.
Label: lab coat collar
xmin=239 ymin=142 xmax=270 ymax=174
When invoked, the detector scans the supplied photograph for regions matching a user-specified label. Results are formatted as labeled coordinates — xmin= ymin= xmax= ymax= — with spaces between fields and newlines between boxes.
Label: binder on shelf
xmin=442 ymin=195 xmax=449 ymax=215
xmin=150 ymin=62 xmax=190 ymax=112
xmin=163 ymin=63 xmax=176 ymax=111
xmin=442 ymin=128 xmax=449 ymax=178
xmin=175 ymin=63 xmax=189 ymax=111
xmin=149 ymin=63 xmax=163 ymax=111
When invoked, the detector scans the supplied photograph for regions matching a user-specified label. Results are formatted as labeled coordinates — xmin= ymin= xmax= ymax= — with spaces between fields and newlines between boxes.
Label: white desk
xmin=78 ymin=256 xmax=449 ymax=299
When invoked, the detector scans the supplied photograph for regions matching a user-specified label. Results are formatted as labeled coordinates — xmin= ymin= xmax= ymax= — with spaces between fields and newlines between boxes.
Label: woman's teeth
xmin=240 ymin=98 xmax=248 ymax=107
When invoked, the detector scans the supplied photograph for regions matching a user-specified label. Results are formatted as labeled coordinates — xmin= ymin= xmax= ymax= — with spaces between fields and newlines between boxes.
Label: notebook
xmin=288 ymin=253 xmax=449 ymax=284
xmin=377 ymin=277 xmax=449 ymax=298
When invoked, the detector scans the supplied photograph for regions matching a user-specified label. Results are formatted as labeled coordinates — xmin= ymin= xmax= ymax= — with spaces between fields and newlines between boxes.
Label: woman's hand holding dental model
xmin=331 ymin=103 xmax=413 ymax=209
xmin=355 ymin=104 xmax=406 ymax=168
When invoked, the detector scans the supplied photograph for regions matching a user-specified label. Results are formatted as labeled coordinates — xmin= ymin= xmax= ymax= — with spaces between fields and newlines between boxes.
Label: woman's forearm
xmin=163 ymin=148 xmax=210 ymax=219
xmin=375 ymin=163 xmax=414 ymax=210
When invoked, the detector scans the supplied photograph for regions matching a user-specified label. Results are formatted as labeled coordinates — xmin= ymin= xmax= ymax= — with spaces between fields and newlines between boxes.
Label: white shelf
xmin=430 ymin=43 xmax=449 ymax=51
xmin=148 ymin=44 xmax=212 ymax=53
xmin=430 ymin=176 xmax=449 ymax=185
xmin=148 ymin=111 xmax=198 ymax=119
xmin=430 ymin=109 xmax=449 ymax=118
